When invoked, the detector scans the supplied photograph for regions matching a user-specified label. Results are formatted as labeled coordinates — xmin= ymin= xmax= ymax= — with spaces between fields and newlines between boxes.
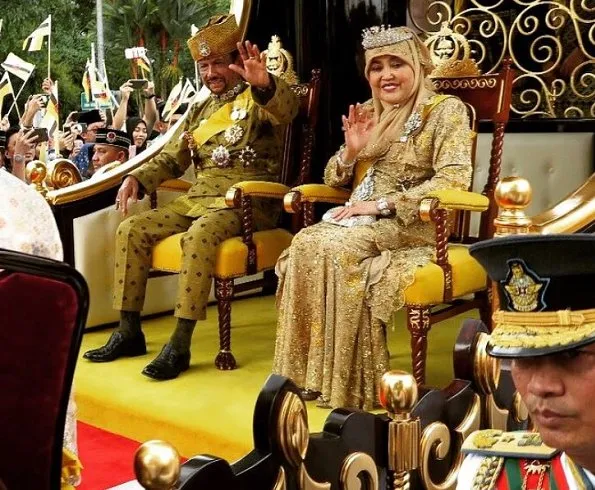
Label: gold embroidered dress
xmin=273 ymin=27 xmax=473 ymax=410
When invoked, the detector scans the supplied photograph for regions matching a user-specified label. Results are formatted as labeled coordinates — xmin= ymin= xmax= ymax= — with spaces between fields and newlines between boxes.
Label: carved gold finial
xmin=134 ymin=440 xmax=181 ymax=490
xmin=380 ymin=371 xmax=418 ymax=420
xmin=263 ymin=35 xmax=299 ymax=85
xmin=494 ymin=176 xmax=533 ymax=236
xmin=380 ymin=371 xmax=420 ymax=490
xmin=425 ymin=22 xmax=481 ymax=78
xmin=25 ymin=160 xmax=48 ymax=197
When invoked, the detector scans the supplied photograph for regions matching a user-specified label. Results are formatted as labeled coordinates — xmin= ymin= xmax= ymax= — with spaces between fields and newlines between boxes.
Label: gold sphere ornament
xmin=25 ymin=160 xmax=48 ymax=196
xmin=494 ymin=176 xmax=533 ymax=236
xmin=134 ymin=440 xmax=181 ymax=490
xmin=495 ymin=176 xmax=532 ymax=210
xmin=379 ymin=370 xmax=418 ymax=418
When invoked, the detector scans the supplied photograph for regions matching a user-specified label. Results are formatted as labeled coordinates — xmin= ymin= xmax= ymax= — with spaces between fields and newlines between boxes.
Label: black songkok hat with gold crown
xmin=469 ymin=234 xmax=595 ymax=358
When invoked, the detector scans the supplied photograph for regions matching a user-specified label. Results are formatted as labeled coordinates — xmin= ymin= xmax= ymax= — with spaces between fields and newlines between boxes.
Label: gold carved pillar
xmin=380 ymin=371 xmax=421 ymax=490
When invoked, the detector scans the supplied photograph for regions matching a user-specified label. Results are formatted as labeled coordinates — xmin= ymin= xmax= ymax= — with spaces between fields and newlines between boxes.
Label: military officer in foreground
xmin=83 ymin=14 xmax=299 ymax=380
xmin=457 ymin=234 xmax=595 ymax=489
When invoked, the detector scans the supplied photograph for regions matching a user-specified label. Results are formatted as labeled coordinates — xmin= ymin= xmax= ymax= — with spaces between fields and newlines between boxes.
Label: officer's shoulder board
xmin=462 ymin=429 xmax=558 ymax=459
xmin=461 ymin=430 xmax=559 ymax=490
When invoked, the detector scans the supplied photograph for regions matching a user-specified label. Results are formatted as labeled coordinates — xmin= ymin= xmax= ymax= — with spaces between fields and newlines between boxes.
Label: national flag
xmin=1 ymin=53 xmax=35 ymax=81
xmin=23 ymin=15 xmax=51 ymax=52
xmin=136 ymin=55 xmax=151 ymax=77
xmin=82 ymin=59 xmax=92 ymax=102
xmin=40 ymin=81 xmax=59 ymax=136
xmin=181 ymin=79 xmax=197 ymax=103
xmin=93 ymin=65 xmax=118 ymax=109
xmin=0 ymin=72 xmax=14 ymax=108
xmin=162 ymin=79 xmax=184 ymax=122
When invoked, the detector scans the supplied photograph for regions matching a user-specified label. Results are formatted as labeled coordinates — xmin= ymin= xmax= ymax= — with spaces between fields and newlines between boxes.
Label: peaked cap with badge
xmin=187 ymin=14 xmax=241 ymax=62
xmin=458 ymin=234 xmax=595 ymax=490
xmin=469 ymin=233 xmax=595 ymax=358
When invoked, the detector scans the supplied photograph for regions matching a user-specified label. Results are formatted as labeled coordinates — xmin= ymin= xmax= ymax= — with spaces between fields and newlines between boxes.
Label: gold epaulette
xmin=462 ymin=430 xmax=558 ymax=459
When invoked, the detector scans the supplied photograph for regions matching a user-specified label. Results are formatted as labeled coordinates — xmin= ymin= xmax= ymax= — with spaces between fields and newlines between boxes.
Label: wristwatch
xmin=13 ymin=154 xmax=25 ymax=165
xmin=376 ymin=197 xmax=392 ymax=217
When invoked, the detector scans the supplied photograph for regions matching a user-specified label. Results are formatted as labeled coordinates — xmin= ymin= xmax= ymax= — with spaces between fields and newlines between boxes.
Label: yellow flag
xmin=23 ymin=15 xmax=51 ymax=52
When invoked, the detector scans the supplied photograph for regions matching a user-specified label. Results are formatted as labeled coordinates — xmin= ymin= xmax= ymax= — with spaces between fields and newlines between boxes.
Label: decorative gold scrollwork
xmin=473 ymin=332 xmax=501 ymax=396
xmin=340 ymin=452 xmax=379 ymax=490
xmin=409 ymin=0 xmax=595 ymax=118
xmin=275 ymin=391 xmax=331 ymax=490
xmin=46 ymin=158 xmax=82 ymax=189
xmin=290 ymin=84 xmax=310 ymax=97
xmin=273 ymin=467 xmax=287 ymax=490
xmin=419 ymin=394 xmax=481 ymax=490
xmin=277 ymin=391 xmax=310 ymax=468
xmin=432 ymin=77 xmax=498 ymax=90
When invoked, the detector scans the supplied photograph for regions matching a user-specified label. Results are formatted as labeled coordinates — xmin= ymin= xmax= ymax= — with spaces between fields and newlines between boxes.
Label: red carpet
xmin=77 ymin=421 xmax=140 ymax=489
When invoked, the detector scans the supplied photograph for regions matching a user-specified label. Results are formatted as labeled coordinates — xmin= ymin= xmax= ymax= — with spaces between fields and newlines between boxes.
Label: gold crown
xmin=187 ymin=14 xmax=241 ymax=62
xmin=263 ymin=35 xmax=298 ymax=85
xmin=424 ymin=22 xmax=481 ymax=77
xmin=361 ymin=25 xmax=413 ymax=50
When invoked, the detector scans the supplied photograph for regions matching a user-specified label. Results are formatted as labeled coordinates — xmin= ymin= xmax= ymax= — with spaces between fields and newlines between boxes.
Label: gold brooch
xmin=199 ymin=41 xmax=211 ymax=57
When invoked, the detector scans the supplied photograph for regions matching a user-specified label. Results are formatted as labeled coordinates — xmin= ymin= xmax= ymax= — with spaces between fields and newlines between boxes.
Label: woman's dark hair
xmin=3 ymin=126 xmax=22 ymax=172
xmin=126 ymin=117 xmax=148 ymax=152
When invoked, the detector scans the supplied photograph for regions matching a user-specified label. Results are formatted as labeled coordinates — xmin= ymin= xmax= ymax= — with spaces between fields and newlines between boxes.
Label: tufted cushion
xmin=404 ymin=245 xmax=487 ymax=305
xmin=151 ymin=229 xmax=294 ymax=279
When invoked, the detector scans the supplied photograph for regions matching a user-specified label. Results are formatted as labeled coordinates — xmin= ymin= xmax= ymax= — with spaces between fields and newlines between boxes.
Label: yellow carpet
xmin=75 ymin=295 xmax=477 ymax=460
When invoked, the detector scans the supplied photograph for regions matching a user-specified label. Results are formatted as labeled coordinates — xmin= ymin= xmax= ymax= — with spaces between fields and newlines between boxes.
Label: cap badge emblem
xmin=106 ymin=131 xmax=117 ymax=143
xmin=502 ymin=259 xmax=550 ymax=312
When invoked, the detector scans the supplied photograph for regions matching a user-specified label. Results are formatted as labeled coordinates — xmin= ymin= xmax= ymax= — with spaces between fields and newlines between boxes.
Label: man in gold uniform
xmin=83 ymin=14 xmax=299 ymax=380
xmin=457 ymin=234 xmax=595 ymax=489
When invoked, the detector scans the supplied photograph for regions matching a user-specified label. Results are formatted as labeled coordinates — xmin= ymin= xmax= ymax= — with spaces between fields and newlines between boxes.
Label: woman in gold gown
xmin=273 ymin=26 xmax=474 ymax=410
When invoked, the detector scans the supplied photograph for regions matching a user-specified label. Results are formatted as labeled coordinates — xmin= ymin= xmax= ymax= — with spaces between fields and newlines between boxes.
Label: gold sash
xmin=192 ymin=89 xmax=254 ymax=147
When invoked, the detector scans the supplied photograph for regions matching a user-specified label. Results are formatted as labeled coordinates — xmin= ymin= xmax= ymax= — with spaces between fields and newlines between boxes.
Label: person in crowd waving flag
xmin=23 ymin=15 xmax=51 ymax=52
xmin=1 ymin=53 xmax=35 ymax=82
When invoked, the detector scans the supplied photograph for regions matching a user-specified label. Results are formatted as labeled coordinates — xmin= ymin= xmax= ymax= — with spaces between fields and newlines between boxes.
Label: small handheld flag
xmin=1 ymin=53 xmax=35 ymax=82
xmin=162 ymin=79 xmax=184 ymax=122
xmin=23 ymin=15 xmax=51 ymax=52
xmin=0 ymin=72 xmax=14 ymax=117
xmin=40 ymin=81 xmax=59 ymax=136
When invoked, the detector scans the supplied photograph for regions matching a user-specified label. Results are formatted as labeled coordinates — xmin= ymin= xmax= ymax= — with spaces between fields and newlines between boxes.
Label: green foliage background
xmin=0 ymin=0 xmax=230 ymax=123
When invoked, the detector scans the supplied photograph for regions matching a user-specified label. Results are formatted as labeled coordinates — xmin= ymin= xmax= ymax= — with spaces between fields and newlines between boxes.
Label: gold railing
xmin=409 ymin=0 xmax=595 ymax=118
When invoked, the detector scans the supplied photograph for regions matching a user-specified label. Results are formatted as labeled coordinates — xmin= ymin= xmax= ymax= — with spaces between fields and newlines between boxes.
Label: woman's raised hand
xmin=342 ymin=103 xmax=375 ymax=161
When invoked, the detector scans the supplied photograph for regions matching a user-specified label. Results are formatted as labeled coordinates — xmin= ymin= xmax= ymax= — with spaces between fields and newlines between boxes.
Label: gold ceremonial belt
xmin=493 ymin=308 xmax=595 ymax=327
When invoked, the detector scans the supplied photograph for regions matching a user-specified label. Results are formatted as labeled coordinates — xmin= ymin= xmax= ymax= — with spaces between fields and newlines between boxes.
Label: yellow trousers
xmin=112 ymin=207 xmax=241 ymax=320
